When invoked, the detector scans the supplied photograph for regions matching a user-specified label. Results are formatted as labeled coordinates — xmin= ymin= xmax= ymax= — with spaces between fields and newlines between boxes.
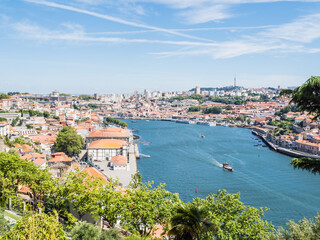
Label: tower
xmin=234 ymin=77 xmax=236 ymax=87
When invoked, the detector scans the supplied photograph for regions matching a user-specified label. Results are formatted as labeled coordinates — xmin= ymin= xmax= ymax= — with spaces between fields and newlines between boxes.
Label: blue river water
xmin=124 ymin=119 xmax=320 ymax=227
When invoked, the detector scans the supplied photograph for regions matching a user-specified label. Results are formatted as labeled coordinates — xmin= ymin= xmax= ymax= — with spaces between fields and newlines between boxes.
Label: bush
xmin=70 ymin=222 xmax=100 ymax=240
xmin=99 ymin=229 xmax=121 ymax=240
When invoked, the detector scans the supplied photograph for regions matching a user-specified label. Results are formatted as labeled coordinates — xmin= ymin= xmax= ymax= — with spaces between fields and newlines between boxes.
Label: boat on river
xmin=201 ymin=134 xmax=205 ymax=138
xmin=223 ymin=162 xmax=233 ymax=171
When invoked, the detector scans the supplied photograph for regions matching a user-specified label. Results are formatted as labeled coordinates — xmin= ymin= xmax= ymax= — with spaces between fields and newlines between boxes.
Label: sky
xmin=0 ymin=0 xmax=320 ymax=94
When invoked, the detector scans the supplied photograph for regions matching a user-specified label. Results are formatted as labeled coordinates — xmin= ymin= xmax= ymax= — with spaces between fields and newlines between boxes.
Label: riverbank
xmin=252 ymin=130 xmax=320 ymax=159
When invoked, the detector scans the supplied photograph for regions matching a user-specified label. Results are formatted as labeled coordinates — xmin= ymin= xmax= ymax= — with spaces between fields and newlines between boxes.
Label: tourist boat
xmin=131 ymin=120 xmax=137 ymax=123
xmin=223 ymin=162 xmax=233 ymax=171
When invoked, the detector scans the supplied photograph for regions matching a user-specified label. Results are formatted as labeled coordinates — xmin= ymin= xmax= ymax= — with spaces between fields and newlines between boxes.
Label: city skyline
xmin=1 ymin=0 xmax=320 ymax=93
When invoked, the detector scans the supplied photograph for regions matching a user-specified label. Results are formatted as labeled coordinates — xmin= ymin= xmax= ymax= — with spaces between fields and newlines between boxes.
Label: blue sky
xmin=0 ymin=0 xmax=320 ymax=94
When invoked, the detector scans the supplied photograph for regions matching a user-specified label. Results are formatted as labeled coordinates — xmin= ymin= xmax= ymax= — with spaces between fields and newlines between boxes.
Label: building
xmin=195 ymin=86 xmax=200 ymax=95
xmin=87 ymin=139 xmax=128 ymax=162
xmin=110 ymin=155 xmax=128 ymax=170
xmin=47 ymin=152 xmax=74 ymax=178
xmin=0 ymin=122 xmax=10 ymax=137
xmin=86 ymin=127 xmax=130 ymax=146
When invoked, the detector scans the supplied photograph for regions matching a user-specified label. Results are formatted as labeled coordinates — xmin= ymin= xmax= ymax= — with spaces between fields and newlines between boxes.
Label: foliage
xmin=266 ymin=214 xmax=320 ymax=240
xmin=62 ymin=171 xmax=104 ymax=221
xmin=281 ymin=76 xmax=320 ymax=119
xmin=0 ymin=208 xmax=10 ymax=235
xmin=0 ymin=94 xmax=9 ymax=100
xmin=3 ymin=212 xmax=67 ymax=240
xmin=104 ymin=117 xmax=128 ymax=128
xmin=99 ymin=229 xmax=121 ymax=240
xmin=94 ymin=179 xmax=123 ymax=227
xmin=290 ymin=158 xmax=320 ymax=175
xmin=8 ymin=148 xmax=20 ymax=156
xmin=88 ymin=104 xmax=99 ymax=109
xmin=54 ymin=126 xmax=84 ymax=157
xmin=203 ymin=106 xmax=222 ymax=114
xmin=70 ymin=221 xmax=100 ymax=240
xmin=7 ymin=92 xmax=20 ymax=96
xmin=168 ymin=204 xmax=216 ymax=240
xmin=0 ymin=118 xmax=7 ymax=122
xmin=11 ymin=117 xmax=20 ymax=127
xmin=268 ymin=119 xmax=294 ymax=135
xmin=43 ymin=111 xmax=50 ymax=118
xmin=188 ymin=106 xmax=201 ymax=112
xmin=121 ymin=182 xmax=181 ymax=236
xmin=275 ymin=105 xmax=300 ymax=116
xmin=192 ymin=190 xmax=273 ymax=240
xmin=79 ymin=95 xmax=93 ymax=101
xmin=53 ymin=115 xmax=60 ymax=120
xmin=26 ymin=124 xmax=33 ymax=129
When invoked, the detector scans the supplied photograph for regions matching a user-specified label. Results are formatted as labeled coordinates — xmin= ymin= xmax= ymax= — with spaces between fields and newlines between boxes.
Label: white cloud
xmin=262 ymin=13 xmax=320 ymax=43
xmin=179 ymin=4 xmax=231 ymax=24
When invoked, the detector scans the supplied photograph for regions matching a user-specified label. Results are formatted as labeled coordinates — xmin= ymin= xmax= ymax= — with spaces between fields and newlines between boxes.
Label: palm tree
xmin=291 ymin=158 xmax=320 ymax=174
xmin=168 ymin=204 xmax=216 ymax=240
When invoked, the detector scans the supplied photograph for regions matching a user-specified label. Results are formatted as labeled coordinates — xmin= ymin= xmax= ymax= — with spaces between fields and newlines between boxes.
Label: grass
xmin=4 ymin=210 xmax=21 ymax=221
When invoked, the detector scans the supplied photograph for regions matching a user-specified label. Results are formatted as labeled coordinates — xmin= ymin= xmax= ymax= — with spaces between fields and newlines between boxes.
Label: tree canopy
xmin=54 ymin=126 xmax=84 ymax=156
xmin=281 ymin=76 xmax=320 ymax=119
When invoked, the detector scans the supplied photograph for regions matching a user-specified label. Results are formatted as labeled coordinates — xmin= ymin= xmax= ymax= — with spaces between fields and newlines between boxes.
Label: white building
xmin=0 ymin=122 xmax=10 ymax=137
xmin=87 ymin=139 xmax=128 ymax=162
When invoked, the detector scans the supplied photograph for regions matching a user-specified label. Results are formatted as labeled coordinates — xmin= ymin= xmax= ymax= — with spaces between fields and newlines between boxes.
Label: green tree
xmin=95 ymin=180 xmax=124 ymax=227
xmin=281 ymin=76 xmax=320 ymax=119
xmin=8 ymin=148 xmax=20 ymax=156
xmin=290 ymin=158 xmax=320 ymax=175
xmin=192 ymin=190 xmax=273 ymax=240
xmin=70 ymin=221 xmax=100 ymax=240
xmin=122 ymin=182 xmax=181 ymax=236
xmin=62 ymin=171 xmax=103 ymax=221
xmin=266 ymin=214 xmax=320 ymax=240
xmin=0 ymin=208 xmax=10 ymax=235
xmin=0 ymin=94 xmax=9 ymax=100
xmin=79 ymin=95 xmax=92 ymax=101
xmin=99 ymin=229 xmax=121 ymax=240
xmin=54 ymin=126 xmax=84 ymax=157
xmin=168 ymin=204 xmax=216 ymax=240
xmin=43 ymin=111 xmax=50 ymax=118
xmin=0 ymin=118 xmax=7 ymax=122
xmin=3 ymin=212 xmax=67 ymax=240
xmin=203 ymin=106 xmax=222 ymax=114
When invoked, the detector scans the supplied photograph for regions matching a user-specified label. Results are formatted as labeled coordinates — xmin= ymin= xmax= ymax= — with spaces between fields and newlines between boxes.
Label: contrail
xmin=24 ymin=0 xmax=214 ymax=42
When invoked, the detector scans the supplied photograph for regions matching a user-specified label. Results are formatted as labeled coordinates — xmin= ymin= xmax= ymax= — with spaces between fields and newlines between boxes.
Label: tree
xmin=70 ymin=221 xmax=100 ymax=240
xmin=192 ymin=190 xmax=273 ymax=240
xmin=62 ymin=171 xmax=103 ymax=221
xmin=290 ymin=158 xmax=320 ymax=175
xmin=0 ymin=207 xmax=10 ymax=235
xmin=8 ymin=148 xmax=20 ymax=156
xmin=122 ymin=182 xmax=181 ymax=236
xmin=168 ymin=204 xmax=216 ymax=240
xmin=0 ymin=117 xmax=7 ymax=122
xmin=281 ymin=76 xmax=320 ymax=119
xmin=43 ymin=111 xmax=50 ymax=118
xmin=266 ymin=214 xmax=320 ymax=240
xmin=54 ymin=126 xmax=84 ymax=157
xmin=203 ymin=106 xmax=222 ymax=114
xmin=99 ymin=229 xmax=121 ymax=240
xmin=3 ymin=212 xmax=67 ymax=240
xmin=95 ymin=180 xmax=124 ymax=228
xmin=0 ymin=93 xmax=9 ymax=100
xmin=0 ymin=153 xmax=33 ymax=207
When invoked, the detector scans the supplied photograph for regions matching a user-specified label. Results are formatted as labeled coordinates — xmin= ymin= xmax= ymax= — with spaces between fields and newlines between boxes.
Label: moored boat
xmin=223 ymin=162 xmax=233 ymax=171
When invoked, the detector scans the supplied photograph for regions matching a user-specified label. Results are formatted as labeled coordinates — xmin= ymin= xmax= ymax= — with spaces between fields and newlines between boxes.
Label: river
xmin=124 ymin=119 xmax=320 ymax=227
